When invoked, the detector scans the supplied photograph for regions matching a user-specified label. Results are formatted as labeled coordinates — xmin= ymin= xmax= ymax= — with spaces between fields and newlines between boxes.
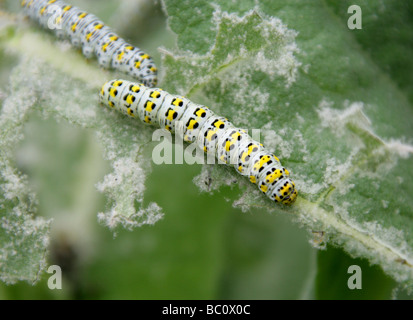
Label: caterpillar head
xmin=282 ymin=186 xmax=298 ymax=205
xmin=268 ymin=177 xmax=298 ymax=205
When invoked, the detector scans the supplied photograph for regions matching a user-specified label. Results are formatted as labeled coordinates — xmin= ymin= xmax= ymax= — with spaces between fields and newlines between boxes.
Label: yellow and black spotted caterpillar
xmin=21 ymin=0 xmax=158 ymax=87
xmin=100 ymin=80 xmax=298 ymax=205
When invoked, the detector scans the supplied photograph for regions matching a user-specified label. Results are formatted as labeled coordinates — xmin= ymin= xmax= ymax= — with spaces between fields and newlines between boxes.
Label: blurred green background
xmin=0 ymin=0 xmax=411 ymax=299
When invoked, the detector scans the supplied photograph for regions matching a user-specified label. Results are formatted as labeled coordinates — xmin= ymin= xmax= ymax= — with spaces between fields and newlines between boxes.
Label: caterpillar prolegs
xmin=21 ymin=0 xmax=158 ymax=87
xmin=100 ymin=80 xmax=298 ymax=205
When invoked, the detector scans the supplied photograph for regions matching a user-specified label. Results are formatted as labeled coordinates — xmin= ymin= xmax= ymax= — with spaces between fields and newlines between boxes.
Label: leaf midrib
xmin=177 ymin=8 xmax=413 ymax=271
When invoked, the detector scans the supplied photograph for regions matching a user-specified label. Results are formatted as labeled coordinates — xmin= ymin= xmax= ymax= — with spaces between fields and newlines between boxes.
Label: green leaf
xmin=0 ymin=11 xmax=163 ymax=283
xmin=216 ymin=212 xmax=317 ymax=299
xmin=325 ymin=0 xmax=413 ymax=106
xmin=161 ymin=0 xmax=413 ymax=288
xmin=0 ymin=27 xmax=51 ymax=282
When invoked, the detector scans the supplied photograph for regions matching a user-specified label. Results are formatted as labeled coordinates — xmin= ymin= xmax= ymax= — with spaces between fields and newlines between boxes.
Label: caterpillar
xmin=99 ymin=80 xmax=298 ymax=205
xmin=20 ymin=0 xmax=158 ymax=87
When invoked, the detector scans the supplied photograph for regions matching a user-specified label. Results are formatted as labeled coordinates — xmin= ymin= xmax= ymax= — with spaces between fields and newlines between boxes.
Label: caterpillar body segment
xmin=21 ymin=0 xmax=158 ymax=86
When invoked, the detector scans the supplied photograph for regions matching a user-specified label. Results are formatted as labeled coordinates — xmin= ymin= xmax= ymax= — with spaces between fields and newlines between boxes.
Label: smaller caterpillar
xmin=21 ymin=0 xmax=158 ymax=87
xmin=99 ymin=79 xmax=298 ymax=205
